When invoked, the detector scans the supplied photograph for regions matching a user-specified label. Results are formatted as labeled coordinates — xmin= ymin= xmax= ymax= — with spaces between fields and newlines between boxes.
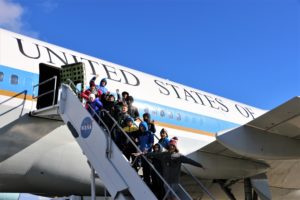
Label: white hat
xmin=89 ymin=93 xmax=96 ymax=101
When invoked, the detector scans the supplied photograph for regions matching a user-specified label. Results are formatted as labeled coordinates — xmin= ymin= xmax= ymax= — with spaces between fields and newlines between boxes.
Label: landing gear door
xmin=60 ymin=62 xmax=87 ymax=94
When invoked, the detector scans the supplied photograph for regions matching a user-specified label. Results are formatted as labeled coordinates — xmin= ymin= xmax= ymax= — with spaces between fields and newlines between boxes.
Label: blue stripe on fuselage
xmin=0 ymin=65 xmax=39 ymax=96
xmin=0 ymin=64 xmax=239 ymax=134
xmin=135 ymin=100 xmax=239 ymax=134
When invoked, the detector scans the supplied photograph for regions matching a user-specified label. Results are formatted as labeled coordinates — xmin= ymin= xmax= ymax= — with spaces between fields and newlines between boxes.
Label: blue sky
xmin=0 ymin=0 xmax=299 ymax=111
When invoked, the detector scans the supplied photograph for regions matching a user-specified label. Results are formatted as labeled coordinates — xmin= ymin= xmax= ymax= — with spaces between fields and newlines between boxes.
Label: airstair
xmin=29 ymin=62 xmax=216 ymax=200
xmin=59 ymin=83 xmax=158 ymax=199
xmin=58 ymin=82 xmax=216 ymax=200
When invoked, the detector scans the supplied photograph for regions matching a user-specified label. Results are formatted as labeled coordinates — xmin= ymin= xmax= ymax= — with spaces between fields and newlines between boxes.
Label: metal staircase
xmin=59 ymin=83 xmax=159 ymax=200
xmin=28 ymin=64 xmax=216 ymax=200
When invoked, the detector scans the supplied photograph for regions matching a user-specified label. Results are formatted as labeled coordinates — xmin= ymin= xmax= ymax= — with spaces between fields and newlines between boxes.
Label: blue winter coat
xmin=158 ymin=137 xmax=170 ymax=150
xmin=87 ymin=98 xmax=103 ymax=117
xmin=138 ymin=122 xmax=154 ymax=153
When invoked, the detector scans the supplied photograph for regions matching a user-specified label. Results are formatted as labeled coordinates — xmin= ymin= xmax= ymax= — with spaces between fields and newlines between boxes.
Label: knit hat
xmin=125 ymin=117 xmax=134 ymax=123
xmin=90 ymin=81 xmax=96 ymax=87
xmin=169 ymin=136 xmax=179 ymax=151
xmin=169 ymin=139 xmax=177 ymax=147
xmin=89 ymin=93 xmax=95 ymax=101
xmin=172 ymin=136 xmax=178 ymax=141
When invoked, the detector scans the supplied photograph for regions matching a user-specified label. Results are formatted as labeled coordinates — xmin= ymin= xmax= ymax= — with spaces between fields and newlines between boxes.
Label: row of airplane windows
xmin=141 ymin=107 xmax=213 ymax=125
xmin=143 ymin=107 xmax=182 ymax=121
xmin=0 ymin=72 xmax=19 ymax=85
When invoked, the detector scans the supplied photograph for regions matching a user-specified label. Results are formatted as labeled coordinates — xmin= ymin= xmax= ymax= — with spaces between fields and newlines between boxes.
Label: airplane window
xmin=0 ymin=72 xmax=3 ymax=81
xmin=11 ymin=74 xmax=18 ymax=85
xmin=144 ymin=108 xmax=149 ymax=114
xmin=160 ymin=110 xmax=165 ymax=117
xmin=168 ymin=112 xmax=173 ymax=119
xmin=152 ymin=110 xmax=158 ymax=116
xmin=176 ymin=113 xmax=181 ymax=121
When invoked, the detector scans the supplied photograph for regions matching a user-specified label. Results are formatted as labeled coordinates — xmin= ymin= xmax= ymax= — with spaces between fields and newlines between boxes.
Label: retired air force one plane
xmin=1 ymin=28 xmax=300 ymax=200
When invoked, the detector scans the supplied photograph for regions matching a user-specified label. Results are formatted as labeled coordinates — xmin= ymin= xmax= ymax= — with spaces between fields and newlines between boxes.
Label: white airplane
xmin=0 ymin=28 xmax=300 ymax=200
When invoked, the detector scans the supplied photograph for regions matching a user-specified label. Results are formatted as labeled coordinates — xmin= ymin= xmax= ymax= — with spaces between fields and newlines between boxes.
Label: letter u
xmin=16 ymin=38 xmax=41 ymax=59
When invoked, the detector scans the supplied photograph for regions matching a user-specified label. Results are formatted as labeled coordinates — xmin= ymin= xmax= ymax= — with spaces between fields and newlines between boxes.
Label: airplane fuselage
xmin=0 ymin=28 xmax=299 ymax=199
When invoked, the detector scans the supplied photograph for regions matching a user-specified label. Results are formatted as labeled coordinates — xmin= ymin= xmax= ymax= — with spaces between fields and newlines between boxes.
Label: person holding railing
xmin=134 ymin=137 xmax=204 ymax=200
xmin=81 ymin=81 xmax=102 ymax=101
xmin=150 ymin=143 xmax=165 ymax=200
xmin=143 ymin=113 xmax=156 ymax=134
xmin=86 ymin=93 xmax=103 ymax=122
xmin=122 ymin=117 xmax=139 ymax=162
xmin=114 ymin=103 xmax=131 ymax=148
xmin=138 ymin=121 xmax=154 ymax=187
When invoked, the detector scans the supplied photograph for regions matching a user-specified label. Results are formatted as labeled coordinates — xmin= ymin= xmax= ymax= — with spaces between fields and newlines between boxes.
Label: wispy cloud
xmin=40 ymin=0 xmax=58 ymax=14
xmin=0 ymin=0 xmax=23 ymax=31
xmin=0 ymin=0 xmax=39 ymax=38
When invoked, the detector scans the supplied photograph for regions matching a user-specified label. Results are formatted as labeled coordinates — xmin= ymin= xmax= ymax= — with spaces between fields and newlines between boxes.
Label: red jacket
xmin=81 ymin=89 xmax=102 ymax=101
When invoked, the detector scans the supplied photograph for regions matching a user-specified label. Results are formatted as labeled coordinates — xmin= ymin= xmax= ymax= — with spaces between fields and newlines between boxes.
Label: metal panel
xmin=247 ymin=97 xmax=300 ymax=138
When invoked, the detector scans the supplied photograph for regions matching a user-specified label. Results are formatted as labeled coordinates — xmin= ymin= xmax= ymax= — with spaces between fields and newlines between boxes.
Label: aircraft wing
xmin=192 ymin=97 xmax=300 ymax=200
xmin=215 ymin=96 xmax=300 ymax=160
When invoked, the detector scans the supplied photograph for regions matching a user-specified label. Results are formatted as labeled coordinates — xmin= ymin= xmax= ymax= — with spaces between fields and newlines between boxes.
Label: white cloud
xmin=0 ymin=0 xmax=39 ymax=38
xmin=0 ymin=0 xmax=23 ymax=32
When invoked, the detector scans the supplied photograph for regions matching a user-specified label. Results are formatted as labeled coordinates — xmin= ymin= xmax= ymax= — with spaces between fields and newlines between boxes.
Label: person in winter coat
xmin=138 ymin=121 xmax=154 ymax=186
xmin=122 ymin=117 xmax=139 ymax=161
xmin=86 ymin=94 xmax=103 ymax=121
xmin=158 ymin=128 xmax=170 ymax=150
xmin=99 ymin=78 xmax=109 ymax=95
xmin=134 ymin=137 xmax=204 ymax=200
xmin=81 ymin=81 xmax=102 ymax=101
xmin=121 ymin=91 xmax=129 ymax=104
xmin=150 ymin=143 xmax=165 ymax=200
xmin=115 ymin=103 xmax=130 ymax=149
xmin=116 ymin=103 xmax=130 ymax=128
xmin=143 ymin=113 xmax=156 ymax=133
xmin=127 ymin=96 xmax=140 ymax=121
xmin=90 ymin=76 xmax=109 ymax=96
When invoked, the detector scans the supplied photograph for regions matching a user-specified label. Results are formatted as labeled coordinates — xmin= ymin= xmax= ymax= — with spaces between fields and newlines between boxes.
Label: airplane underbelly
xmin=268 ymin=160 xmax=300 ymax=189
xmin=0 ymin=119 xmax=104 ymax=195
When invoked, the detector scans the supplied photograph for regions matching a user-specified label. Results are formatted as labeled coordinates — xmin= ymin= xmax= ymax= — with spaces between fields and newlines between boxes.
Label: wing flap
xmin=215 ymin=97 xmax=300 ymax=159
xmin=247 ymin=96 xmax=300 ymax=138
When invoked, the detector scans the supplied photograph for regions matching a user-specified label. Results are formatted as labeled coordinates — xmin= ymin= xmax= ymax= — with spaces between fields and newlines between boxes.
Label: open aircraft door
xmin=34 ymin=62 xmax=86 ymax=112
xmin=60 ymin=62 xmax=87 ymax=95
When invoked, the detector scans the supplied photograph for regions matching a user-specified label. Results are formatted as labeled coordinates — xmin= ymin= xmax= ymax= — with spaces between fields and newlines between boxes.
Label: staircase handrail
xmin=32 ymin=76 xmax=58 ymax=106
xmin=63 ymin=80 xmax=181 ymax=200
xmin=153 ymin=133 xmax=216 ymax=200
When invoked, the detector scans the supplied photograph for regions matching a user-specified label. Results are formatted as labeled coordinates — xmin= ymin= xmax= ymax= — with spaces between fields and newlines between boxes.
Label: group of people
xmin=80 ymin=77 xmax=205 ymax=200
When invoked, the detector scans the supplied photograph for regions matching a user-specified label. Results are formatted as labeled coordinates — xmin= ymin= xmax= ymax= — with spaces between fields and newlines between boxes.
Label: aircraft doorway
xmin=36 ymin=62 xmax=86 ymax=110
xmin=36 ymin=63 xmax=61 ymax=109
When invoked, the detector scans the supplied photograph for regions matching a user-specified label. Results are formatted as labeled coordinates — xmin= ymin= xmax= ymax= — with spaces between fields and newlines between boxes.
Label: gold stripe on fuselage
xmin=155 ymin=121 xmax=214 ymax=137
xmin=0 ymin=90 xmax=35 ymax=101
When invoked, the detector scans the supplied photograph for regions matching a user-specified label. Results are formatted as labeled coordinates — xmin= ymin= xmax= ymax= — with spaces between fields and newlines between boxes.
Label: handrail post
xmin=182 ymin=164 xmax=216 ymax=200
xmin=91 ymin=166 xmax=96 ymax=200
xmin=31 ymin=76 xmax=58 ymax=111
xmin=52 ymin=76 xmax=57 ymax=106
